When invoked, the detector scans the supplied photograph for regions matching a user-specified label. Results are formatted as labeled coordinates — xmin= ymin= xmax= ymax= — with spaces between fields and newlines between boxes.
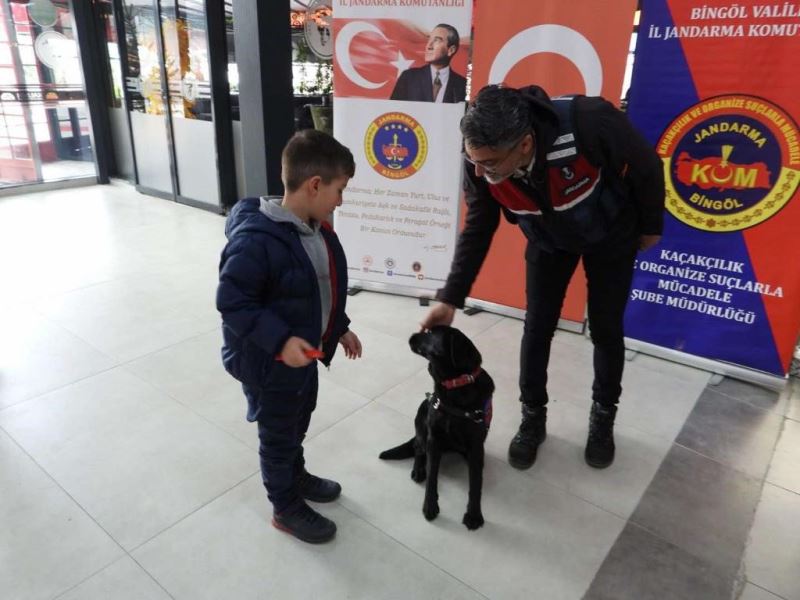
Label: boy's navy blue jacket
xmin=216 ymin=197 xmax=350 ymax=421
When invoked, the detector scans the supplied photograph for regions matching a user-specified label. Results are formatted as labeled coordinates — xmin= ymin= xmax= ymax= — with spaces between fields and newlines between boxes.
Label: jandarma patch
xmin=657 ymin=94 xmax=800 ymax=232
xmin=364 ymin=112 xmax=428 ymax=179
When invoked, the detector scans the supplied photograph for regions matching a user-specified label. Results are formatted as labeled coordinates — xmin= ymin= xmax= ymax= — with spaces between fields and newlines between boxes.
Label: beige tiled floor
xmin=742 ymin=378 xmax=800 ymax=600
xmin=0 ymin=183 xmax=796 ymax=600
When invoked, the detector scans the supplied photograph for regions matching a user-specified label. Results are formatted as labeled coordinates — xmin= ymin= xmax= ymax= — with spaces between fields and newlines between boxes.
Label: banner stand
xmin=332 ymin=6 xmax=473 ymax=301
xmin=624 ymin=338 xmax=786 ymax=391
xmin=623 ymin=0 xmax=800 ymax=382
xmin=347 ymin=280 xmax=435 ymax=301
xmin=349 ymin=280 xmax=783 ymax=389
xmin=465 ymin=298 xmax=585 ymax=334
xmin=463 ymin=0 xmax=637 ymax=332
xmin=348 ymin=279 xmax=586 ymax=334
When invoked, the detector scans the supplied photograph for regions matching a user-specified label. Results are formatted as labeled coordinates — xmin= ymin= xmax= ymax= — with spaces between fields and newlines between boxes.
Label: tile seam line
xmin=337 ymin=501 xmax=493 ymax=600
xmin=1 ymin=428 xmax=176 ymax=600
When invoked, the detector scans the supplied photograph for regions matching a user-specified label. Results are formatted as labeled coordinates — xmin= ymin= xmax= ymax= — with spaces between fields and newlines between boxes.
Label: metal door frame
xmin=108 ymin=0 xmax=236 ymax=212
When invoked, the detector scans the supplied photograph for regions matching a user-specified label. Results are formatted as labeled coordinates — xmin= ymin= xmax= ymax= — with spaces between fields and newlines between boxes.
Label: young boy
xmin=216 ymin=130 xmax=362 ymax=544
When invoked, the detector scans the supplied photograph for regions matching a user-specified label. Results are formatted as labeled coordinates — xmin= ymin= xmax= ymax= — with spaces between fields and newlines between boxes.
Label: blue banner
xmin=624 ymin=0 xmax=800 ymax=376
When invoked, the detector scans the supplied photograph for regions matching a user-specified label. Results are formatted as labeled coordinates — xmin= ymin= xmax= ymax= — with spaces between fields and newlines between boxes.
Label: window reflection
xmin=0 ymin=0 xmax=95 ymax=186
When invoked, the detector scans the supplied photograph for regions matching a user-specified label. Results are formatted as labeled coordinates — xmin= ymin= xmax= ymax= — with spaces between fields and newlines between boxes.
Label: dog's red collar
xmin=441 ymin=367 xmax=483 ymax=390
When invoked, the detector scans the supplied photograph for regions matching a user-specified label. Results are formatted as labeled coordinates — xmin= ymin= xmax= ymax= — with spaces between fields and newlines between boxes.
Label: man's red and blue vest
xmin=488 ymin=96 xmax=630 ymax=252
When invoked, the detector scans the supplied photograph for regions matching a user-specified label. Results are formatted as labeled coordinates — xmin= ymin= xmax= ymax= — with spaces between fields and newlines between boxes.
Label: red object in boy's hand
xmin=275 ymin=349 xmax=324 ymax=362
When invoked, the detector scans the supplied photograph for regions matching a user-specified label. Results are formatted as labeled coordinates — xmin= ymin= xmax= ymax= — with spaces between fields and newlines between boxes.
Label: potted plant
xmin=295 ymin=36 xmax=333 ymax=134
xmin=309 ymin=60 xmax=333 ymax=134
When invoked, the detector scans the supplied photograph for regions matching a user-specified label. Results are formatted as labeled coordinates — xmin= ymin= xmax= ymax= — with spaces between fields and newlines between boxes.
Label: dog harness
xmin=426 ymin=384 xmax=492 ymax=429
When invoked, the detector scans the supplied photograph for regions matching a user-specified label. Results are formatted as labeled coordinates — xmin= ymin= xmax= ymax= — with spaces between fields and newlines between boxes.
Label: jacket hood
xmin=259 ymin=196 xmax=319 ymax=237
xmin=517 ymin=85 xmax=560 ymax=157
xmin=225 ymin=196 xmax=295 ymax=243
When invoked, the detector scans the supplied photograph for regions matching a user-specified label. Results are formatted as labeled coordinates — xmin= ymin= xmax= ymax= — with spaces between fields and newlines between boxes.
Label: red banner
xmin=467 ymin=0 xmax=637 ymax=322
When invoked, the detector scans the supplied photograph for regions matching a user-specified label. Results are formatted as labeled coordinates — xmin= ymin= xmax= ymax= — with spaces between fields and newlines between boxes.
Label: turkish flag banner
xmin=332 ymin=1 xmax=473 ymax=291
xmin=465 ymin=0 xmax=637 ymax=323
xmin=333 ymin=18 xmax=470 ymax=101
xmin=471 ymin=1 xmax=636 ymax=99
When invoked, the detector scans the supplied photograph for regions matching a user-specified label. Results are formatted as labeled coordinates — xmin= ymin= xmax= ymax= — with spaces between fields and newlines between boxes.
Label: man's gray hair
xmin=460 ymin=85 xmax=531 ymax=149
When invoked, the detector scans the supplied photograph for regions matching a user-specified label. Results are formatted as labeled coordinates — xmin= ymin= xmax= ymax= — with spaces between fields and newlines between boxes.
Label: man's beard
xmin=483 ymin=171 xmax=512 ymax=185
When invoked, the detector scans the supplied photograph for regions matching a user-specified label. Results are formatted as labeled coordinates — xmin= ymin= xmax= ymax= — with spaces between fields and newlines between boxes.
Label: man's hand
xmin=639 ymin=234 xmax=662 ymax=251
xmin=279 ymin=336 xmax=315 ymax=367
xmin=339 ymin=330 xmax=363 ymax=359
xmin=420 ymin=302 xmax=456 ymax=331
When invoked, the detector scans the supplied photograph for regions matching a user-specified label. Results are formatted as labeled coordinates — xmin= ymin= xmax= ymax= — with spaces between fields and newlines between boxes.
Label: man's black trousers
xmin=519 ymin=241 xmax=638 ymax=408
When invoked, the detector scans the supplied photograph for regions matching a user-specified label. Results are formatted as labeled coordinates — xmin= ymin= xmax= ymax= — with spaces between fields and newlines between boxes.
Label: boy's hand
xmin=279 ymin=336 xmax=315 ymax=367
xmin=339 ymin=330 xmax=363 ymax=359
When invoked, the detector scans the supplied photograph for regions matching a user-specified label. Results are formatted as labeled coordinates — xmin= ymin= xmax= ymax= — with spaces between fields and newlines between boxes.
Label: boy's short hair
xmin=282 ymin=129 xmax=356 ymax=192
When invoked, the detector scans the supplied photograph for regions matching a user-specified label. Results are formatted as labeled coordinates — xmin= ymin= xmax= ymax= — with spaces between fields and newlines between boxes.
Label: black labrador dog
xmin=380 ymin=325 xmax=495 ymax=530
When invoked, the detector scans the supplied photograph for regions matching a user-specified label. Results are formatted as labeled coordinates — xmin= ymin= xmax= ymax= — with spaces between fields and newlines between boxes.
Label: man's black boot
xmin=508 ymin=405 xmax=547 ymax=469
xmin=297 ymin=471 xmax=342 ymax=503
xmin=272 ymin=501 xmax=337 ymax=543
xmin=585 ymin=402 xmax=617 ymax=469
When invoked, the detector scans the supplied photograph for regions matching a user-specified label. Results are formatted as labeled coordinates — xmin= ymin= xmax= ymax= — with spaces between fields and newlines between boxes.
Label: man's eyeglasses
xmin=462 ymin=134 xmax=530 ymax=174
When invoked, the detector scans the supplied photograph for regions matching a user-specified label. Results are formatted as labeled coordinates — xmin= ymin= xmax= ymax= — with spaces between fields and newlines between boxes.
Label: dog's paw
xmin=410 ymin=466 xmax=427 ymax=483
xmin=462 ymin=511 xmax=484 ymax=530
xmin=422 ymin=501 xmax=440 ymax=521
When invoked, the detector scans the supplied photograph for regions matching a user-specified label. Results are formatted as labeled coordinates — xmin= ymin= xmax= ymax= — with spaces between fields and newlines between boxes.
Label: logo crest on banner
xmin=659 ymin=94 xmax=800 ymax=232
xmin=364 ymin=112 xmax=428 ymax=179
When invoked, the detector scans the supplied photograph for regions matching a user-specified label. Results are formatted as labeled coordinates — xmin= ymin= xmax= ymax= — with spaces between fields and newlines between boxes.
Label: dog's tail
xmin=379 ymin=438 xmax=415 ymax=460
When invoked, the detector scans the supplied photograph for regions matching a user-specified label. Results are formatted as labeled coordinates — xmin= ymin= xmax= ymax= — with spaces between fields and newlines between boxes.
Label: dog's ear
xmin=408 ymin=332 xmax=423 ymax=354
xmin=448 ymin=333 xmax=458 ymax=369
xmin=448 ymin=328 xmax=482 ymax=371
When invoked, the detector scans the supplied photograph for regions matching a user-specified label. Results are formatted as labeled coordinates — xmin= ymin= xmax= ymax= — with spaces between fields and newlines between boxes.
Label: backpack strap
xmin=545 ymin=95 xmax=581 ymax=165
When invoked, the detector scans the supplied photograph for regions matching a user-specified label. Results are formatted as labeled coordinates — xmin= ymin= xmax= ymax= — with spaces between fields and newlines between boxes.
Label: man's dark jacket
xmin=437 ymin=85 xmax=665 ymax=308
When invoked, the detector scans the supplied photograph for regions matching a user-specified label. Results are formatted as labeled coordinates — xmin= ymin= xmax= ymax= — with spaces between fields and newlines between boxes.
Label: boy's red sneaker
xmin=272 ymin=502 xmax=336 ymax=544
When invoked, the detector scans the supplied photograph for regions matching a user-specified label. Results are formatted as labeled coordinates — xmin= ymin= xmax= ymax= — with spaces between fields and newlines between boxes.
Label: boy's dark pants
xmin=248 ymin=372 xmax=319 ymax=513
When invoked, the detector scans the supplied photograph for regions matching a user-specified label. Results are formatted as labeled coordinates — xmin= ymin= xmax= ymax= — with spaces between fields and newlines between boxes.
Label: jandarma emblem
xmin=364 ymin=112 xmax=428 ymax=179
xmin=657 ymin=94 xmax=800 ymax=232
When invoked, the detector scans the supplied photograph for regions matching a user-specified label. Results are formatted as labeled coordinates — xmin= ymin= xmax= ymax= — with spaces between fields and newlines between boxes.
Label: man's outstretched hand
xmin=420 ymin=302 xmax=456 ymax=331
xmin=639 ymin=234 xmax=662 ymax=251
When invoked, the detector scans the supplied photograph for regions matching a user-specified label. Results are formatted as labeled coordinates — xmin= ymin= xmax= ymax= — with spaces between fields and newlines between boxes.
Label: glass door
xmin=118 ymin=0 xmax=226 ymax=209
xmin=159 ymin=0 xmax=219 ymax=206
xmin=0 ymin=0 xmax=96 ymax=188
xmin=98 ymin=0 xmax=135 ymax=181
xmin=119 ymin=0 xmax=172 ymax=194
